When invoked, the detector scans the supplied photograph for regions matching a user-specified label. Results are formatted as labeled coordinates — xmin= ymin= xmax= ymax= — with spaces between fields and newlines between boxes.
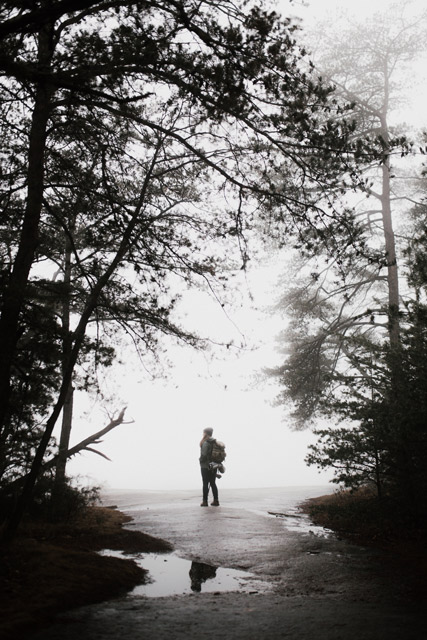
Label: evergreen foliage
xmin=267 ymin=4 xmax=427 ymax=524
xmin=306 ymin=298 xmax=427 ymax=522
xmin=268 ymin=3 xmax=427 ymax=426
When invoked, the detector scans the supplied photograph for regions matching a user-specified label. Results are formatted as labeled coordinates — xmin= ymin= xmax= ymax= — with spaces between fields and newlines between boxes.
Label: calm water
xmin=101 ymin=485 xmax=332 ymax=516
xmin=100 ymin=550 xmax=272 ymax=597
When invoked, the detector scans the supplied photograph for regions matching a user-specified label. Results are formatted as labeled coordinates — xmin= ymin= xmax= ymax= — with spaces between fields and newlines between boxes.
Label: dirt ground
xmin=26 ymin=489 xmax=427 ymax=640
xmin=0 ymin=507 xmax=172 ymax=640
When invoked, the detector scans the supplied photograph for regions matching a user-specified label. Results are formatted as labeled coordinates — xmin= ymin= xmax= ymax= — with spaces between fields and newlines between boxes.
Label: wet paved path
xmin=31 ymin=487 xmax=427 ymax=640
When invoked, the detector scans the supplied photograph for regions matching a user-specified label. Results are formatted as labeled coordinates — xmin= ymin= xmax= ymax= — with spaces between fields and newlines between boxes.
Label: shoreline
xmin=0 ymin=506 xmax=172 ymax=640
xmin=301 ymin=490 xmax=427 ymax=600
xmin=28 ymin=492 xmax=427 ymax=640
xmin=3 ymin=489 xmax=426 ymax=639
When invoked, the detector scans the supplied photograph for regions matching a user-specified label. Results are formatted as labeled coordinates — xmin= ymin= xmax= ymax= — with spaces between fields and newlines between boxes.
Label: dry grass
xmin=0 ymin=506 xmax=172 ymax=640
xmin=301 ymin=487 xmax=417 ymax=544
xmin=301 ymin=488 xmax=427 ymax=599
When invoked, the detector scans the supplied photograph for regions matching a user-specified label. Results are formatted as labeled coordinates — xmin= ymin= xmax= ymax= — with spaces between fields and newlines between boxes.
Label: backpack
xmin=210 ymin=439 xmax=226 ymax=463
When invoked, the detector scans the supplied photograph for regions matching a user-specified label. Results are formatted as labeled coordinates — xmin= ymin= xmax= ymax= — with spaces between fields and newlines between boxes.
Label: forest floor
xmin=2 ymin=491 xmax=427 ymax=640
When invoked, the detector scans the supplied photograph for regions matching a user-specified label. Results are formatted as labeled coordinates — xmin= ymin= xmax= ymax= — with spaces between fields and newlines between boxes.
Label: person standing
xmin=199 ymin=427 xmax=219 ymax=507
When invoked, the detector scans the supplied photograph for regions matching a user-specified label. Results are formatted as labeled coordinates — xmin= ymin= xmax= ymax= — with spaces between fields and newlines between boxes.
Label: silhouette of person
xmin=199 ymin=427 xmax=219 ymax=506
xmin=189 ymin=561 xmax=218 ymax=592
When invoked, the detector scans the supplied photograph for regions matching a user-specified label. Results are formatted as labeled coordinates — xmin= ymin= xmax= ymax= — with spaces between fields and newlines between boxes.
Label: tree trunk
xmin=374 ymin=447 xmax=382 ymax=500
xmin=56 ymin=383 xmax=74 ymax=487
xmin=379 ymin=61 xmax=400 ymax=350
xmin=0 ymin=23 xmax=54 ymax=447
xmin=381 ymin=156 xmax=400 ymax=348
xmin=51 ymin=227 xmax=74 ymax=513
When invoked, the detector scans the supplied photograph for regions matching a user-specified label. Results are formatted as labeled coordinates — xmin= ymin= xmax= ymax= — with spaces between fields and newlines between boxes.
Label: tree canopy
xmin=265 ymin=3 xmax=427 ymax=524
xmin=267 ymin=1 xmax=427 ymax=427
xmin=0 ymin=0 xmax=364 ymax=536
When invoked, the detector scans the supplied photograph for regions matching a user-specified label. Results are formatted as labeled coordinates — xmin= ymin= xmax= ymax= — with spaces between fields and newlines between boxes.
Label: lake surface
xmin=101 ymin=485 xmax=332 ymax=516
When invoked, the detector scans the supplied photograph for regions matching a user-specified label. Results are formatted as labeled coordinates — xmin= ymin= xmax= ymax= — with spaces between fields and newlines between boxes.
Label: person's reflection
xmin=189 ymin=561 xmax=218 ymax=592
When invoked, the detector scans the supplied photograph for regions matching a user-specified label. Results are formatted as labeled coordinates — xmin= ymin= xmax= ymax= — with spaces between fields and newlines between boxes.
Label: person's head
xmin=200 ymin=427 xmax=213 ymax=447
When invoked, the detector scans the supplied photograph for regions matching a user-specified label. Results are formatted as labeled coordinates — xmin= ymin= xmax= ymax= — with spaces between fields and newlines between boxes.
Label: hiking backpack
xmin=210 ymin=439 xmax=226 ymax=463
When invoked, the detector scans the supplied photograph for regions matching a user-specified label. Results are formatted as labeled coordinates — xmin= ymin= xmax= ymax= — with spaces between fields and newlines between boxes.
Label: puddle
xmin=266 ymin=509 xmax=332 ymax=538
xmin=100 ymin=551 xmax=270 ymax=597
xmin=282 ymin=518 xmax=333 ymax=538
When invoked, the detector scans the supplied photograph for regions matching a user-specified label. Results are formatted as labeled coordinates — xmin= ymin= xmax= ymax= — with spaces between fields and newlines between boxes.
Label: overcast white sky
xmin=64 ymin=0 xmax=427 ymax=493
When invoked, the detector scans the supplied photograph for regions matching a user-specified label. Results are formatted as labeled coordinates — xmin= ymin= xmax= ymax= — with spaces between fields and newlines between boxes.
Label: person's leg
xmin=209 ymin=470 xmax=219 ymax=504
xmin=201 ymin=468 xmax=210 ymax=505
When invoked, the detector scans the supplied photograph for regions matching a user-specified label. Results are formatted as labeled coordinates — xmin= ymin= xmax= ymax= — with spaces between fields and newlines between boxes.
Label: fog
xmin=64 ymin=0 xmax=427 ymax=493
xmin=66 ymin=253 xmax=334 ymax=491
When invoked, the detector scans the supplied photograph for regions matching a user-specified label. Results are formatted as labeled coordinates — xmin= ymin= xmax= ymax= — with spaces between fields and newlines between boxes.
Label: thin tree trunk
xmin=52 ymin=227 xmax=74 ymax=510
xmin=381 ymin=157 xmax=400 ymax=348
xmin=52 ymin=385 xmax=74 ymax=484
xmin=374 ymin=448 xmax=382 ymax=500
xmin=379 ymin=61 xmax=400 ymax=350
xmin=49 ymin=379 xmax=74 ymax=519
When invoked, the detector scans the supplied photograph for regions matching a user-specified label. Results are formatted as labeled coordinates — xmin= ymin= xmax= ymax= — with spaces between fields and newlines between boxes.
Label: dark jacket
xmin=199 ymin=437 xmax=215 ymax=469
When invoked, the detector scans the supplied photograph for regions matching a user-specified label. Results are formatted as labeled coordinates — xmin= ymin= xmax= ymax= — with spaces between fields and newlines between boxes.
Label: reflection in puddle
xmin=100 ymin=551 xmax=270 ymax=597
xmin=189 ymin=561 xmax=217 ymax=592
